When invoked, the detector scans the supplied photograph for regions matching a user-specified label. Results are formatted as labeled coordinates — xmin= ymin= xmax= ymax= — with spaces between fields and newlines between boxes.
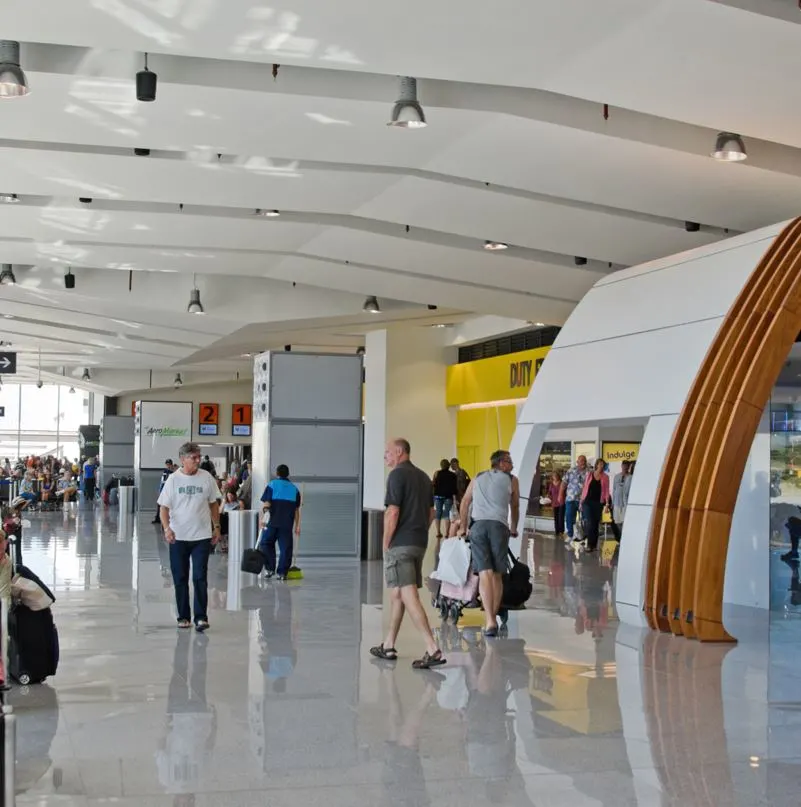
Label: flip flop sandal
xmin=412 ymin=650 xmax=446 ymax=669
xmin=370 ymin=644 xmax=398 ymax=661
xmin=177 ymin=619 xmax=191 ymax=629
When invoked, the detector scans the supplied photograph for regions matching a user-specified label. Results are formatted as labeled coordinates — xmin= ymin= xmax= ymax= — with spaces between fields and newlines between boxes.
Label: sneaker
xmin=277 ymin=574 xmax=288 ymax=581
xmin=262 ymin=570 xmax=275 ymax=579
xmin=781 ymin=551 xmax=800 ymax=562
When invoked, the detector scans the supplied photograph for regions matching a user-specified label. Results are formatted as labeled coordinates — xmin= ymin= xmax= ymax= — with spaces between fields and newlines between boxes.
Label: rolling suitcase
xmin=8 ymin=604 xmax=59 ymax=685
xmin=7 ymin=534 xmax=59 ymax=685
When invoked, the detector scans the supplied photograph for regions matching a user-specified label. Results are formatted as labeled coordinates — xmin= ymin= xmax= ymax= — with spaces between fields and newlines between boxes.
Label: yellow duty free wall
xmin=456 ymin=405 xmax=519 ymax=479
xmin=447 ymin=346 xmax=551 ymax=479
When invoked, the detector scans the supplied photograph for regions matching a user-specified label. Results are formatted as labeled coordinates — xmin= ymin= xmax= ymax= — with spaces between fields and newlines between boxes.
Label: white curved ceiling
xmin=1 ymin=0 xmax=800 ymax=393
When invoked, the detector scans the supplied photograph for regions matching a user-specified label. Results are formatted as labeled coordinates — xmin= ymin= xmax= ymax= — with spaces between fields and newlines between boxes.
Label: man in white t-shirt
xmin=158 ymin=442 xmax=222 ymax=632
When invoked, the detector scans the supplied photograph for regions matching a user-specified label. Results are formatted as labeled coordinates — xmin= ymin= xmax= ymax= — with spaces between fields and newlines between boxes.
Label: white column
xmin=363 ymin=326 xmax=454 ymax=509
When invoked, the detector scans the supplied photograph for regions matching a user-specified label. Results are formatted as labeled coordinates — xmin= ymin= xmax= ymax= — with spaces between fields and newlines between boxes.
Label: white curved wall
xmin=511 ymin=222 xmax=783 ymax=626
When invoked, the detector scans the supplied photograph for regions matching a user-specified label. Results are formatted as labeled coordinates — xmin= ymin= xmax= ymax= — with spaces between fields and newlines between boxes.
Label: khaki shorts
xmin=384 ymin=545 xmax=426 ymax=589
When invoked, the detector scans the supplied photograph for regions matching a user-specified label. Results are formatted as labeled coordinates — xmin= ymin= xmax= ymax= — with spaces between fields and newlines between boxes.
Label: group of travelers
xmin=2 ymin=454 xmax=96 ymax=510
xmin=154 ymin=436 xmax=626 ymax=672
xmin=155 ymin=443 xmax=301 ymax=632
xmin=547 ymin=455 xmax=634 ymax=553
xmin=371 ymin=440 xmax=522 ymax=670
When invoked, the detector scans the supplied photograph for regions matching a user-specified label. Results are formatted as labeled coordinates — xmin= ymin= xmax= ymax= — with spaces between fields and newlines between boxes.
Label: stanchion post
xmin=0 ymin=597 xmax=10 ymax=693
xmin=2 ymin=702 xmax=16 ymax=806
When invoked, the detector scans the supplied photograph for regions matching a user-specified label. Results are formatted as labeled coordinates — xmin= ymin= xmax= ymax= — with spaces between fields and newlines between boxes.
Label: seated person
xmin=40 ymin=473 xmax=53 ymax=506
xmin=222 ymin=490 xmax=240 ymax=514
xmin=55 ymin=469 xmax=78 ymax=502
xmin=18 ymin=471 xmax=39 ymax=507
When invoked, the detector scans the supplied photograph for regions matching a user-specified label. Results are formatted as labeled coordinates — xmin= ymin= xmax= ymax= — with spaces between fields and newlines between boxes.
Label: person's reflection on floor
xmin=258 ymin=584 xmax=297 ymax=693
xmin=380 ymin=666 xmax=437 ymax=807
xmin=780 ymin=555 xmax=801 ymax=606
xmin=462 ymin=639 xmax=533 ymax=804
xmin=574 ymin=564 xmax=613 ymax=639
xmin=156 ymin=632 xmax=217 ymax=798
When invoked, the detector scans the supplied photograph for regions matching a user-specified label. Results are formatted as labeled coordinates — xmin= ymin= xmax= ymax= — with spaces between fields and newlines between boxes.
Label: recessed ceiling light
xmin=712 ymin=132 xmax=747 ymax=162
xmin=484 ymin=240 xmax=508 ymax=251
xmin=431 ymin=323 xmax=447 ymax=329
xmin=255 ymin=208 xmax=280 ymax=217
xmin=363 ymin=295 xmax=380 ymax=314
xmin=0 ymin=193 xmax=18 ymax=204
xmin=534 ymin=322 xmax=545 ymax=327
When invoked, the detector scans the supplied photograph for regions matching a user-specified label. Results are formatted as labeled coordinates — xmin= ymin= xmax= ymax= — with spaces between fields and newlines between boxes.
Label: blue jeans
xmin=565 ymin=500 xmax=580 ymax=538
xmin=259 ymin=524 xmax=294 ymax=576
xmin=169 ymin=539 xmax=212 ymax=623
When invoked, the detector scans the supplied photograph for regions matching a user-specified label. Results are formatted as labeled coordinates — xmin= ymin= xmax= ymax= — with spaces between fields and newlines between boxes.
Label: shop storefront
xmin=446 ymin=345 xmax=643 ymax=532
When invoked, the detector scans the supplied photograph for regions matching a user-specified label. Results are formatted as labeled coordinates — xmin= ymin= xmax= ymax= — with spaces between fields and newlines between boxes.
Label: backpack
xmin=502 ymin=551 xmax=532 ymax=608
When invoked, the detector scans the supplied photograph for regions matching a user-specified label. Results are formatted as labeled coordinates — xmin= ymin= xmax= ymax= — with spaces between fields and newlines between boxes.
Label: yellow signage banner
xmin=601 ymin=442 xmax=640 ymax=463
xmin=446 ymin=346 xmax=551 ymax=407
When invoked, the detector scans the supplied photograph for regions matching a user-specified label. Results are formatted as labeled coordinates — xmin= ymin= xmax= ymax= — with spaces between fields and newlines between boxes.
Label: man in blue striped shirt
xmin=259 ymin=464 xmax=301 ymax=580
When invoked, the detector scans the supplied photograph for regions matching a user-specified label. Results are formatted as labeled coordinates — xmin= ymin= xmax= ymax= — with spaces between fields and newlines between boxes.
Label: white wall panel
xmin=556 ymin=238 xmax=770 ymax=349
xmin=519 ymin=317 xmax=721 ymax=426
xmin=615 ymin=502 xmax=654 ymax=611
xmin=626 ymin=415 xmax=679 ymax=507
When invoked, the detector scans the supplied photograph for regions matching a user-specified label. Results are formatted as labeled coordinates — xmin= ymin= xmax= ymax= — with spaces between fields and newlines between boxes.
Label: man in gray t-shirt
xmin=369 ymin=438 xmax=445 ymax=670
xmin=459 ymin=449 xmax=520 ymax=637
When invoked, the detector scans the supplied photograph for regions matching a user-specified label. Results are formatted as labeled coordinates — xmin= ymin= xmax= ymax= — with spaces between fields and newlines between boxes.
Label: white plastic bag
xmin=432 ymin=537 xmax=471 ymax=586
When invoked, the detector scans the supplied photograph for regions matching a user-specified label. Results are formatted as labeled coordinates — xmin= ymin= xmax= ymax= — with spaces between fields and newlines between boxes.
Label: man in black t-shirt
xmin=370 ymin=438 xmax=445 ymax=671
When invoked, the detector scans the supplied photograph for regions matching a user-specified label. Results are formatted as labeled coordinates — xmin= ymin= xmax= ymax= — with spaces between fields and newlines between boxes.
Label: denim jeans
xmin=565 ymin=500 xmax=580 ymax=538
xmin=259 ymin=524 xmax=294 ymax=576
xmin=169 ymin=538 xmax=212 ymax=623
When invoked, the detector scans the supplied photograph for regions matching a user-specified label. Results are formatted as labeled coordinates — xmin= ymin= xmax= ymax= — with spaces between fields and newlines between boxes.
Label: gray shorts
xmin=470 ymin=520 xmax=510 ymax=574
xmin=385 ymin=545 xmax=426 ymax=588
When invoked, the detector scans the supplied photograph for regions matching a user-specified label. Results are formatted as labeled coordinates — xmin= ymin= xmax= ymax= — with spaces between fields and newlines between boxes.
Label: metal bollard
xmin=0 ymin=598 xmax=9 ymax=694
xmin=118 ymin=485 xmax=136 ymax=513
xmin=226 ymin=510 xmax=260 ymax=611
xmin=1 ymin=703 xmax=16 ymax=806
xmin=366 ymin=510 xmax=384 ymax=561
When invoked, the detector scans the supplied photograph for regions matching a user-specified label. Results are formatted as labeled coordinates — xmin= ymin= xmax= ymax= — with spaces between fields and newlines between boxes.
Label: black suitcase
xmin=502 ymin=550 xmax=532 ymax=608
xmin=6 ymin=532 xmax=59 ymax=685
xmin=241 ymin=548 xmax=265 ymax=575
xmin=8 ymin=603 xmax=59 ymax=685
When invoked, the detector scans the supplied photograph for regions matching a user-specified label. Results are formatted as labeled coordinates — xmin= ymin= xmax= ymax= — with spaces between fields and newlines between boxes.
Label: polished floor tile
xmin=4 ymin=510 xmax=801 ymax=806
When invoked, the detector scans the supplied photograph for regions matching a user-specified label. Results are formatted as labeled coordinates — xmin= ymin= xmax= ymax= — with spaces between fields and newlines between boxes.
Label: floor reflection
xmin=3 ymin=514 xmax=801 ymax=806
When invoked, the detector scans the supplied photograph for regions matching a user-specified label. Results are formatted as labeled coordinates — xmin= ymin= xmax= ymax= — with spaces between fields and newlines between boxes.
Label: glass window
xmin=59 ymin=388 xmax=89 ymax=435
xmin=0 ymin=384 xmax=91 ymax=462
xmin=0 ymin=383 xmax=20 ymax=431
xmin=20 ymin=384 xmax=60 ymax=432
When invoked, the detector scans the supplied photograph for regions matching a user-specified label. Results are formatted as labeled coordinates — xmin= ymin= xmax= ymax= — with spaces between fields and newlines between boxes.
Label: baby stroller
xmin=432 ymin=572 xmax=481 ymax=623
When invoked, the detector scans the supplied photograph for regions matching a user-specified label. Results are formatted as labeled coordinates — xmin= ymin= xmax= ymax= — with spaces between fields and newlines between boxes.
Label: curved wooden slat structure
xmin=646 ymin=217 xmax=801 ymax=641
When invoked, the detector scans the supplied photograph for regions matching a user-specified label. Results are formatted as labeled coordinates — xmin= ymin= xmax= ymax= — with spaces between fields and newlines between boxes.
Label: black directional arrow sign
xmin=0 ymin=352 xmax=17 ymax=374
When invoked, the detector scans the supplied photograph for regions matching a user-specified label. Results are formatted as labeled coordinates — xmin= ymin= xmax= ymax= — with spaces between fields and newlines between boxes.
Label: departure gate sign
xmin=232 ymin=403 xmax=252 ymax=437
xmin=198 ymin=403 xmax=219 ymax=436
